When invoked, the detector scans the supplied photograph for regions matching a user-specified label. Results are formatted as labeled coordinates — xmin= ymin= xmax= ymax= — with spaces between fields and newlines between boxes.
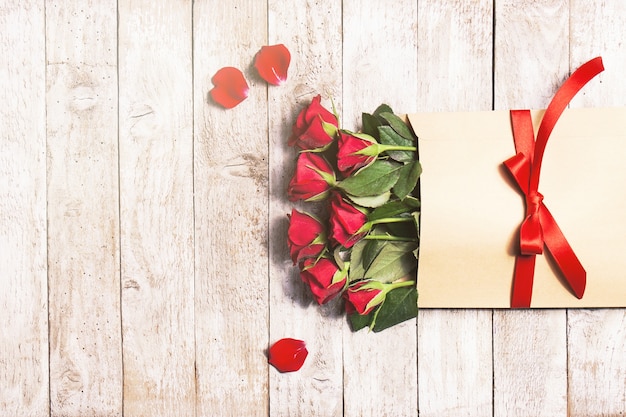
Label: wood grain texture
xmin=494 ymin=0 xmax=570 ymax=109
xmin=415 ymin=1 xmax=494 ymax=416
xmin=0 ymin=2 xmax=48 ymax=416
xmin=493 ymin=1 xmax=569 ymax=415
xmin=569 ymin=2 xmax=626 ymax=414
xmin=118 ymin=1 xmax=195 ymax=415
xmin=416 ymin=0 xmax=493 ymax=112
xmin=493 ymin=311 xmax=567 ymax=415
xmin=45 ymin=1 xmax=122 ymax=415
xmin=570 ymin=0 xmax=626 ymax=108
xmin=341 ymin=1 xmax=418 ymax=416
xmin=268 ymin=1 xmax=344 ymax=416
xmin=1 ymin=2 xmax=626 ymax=416
xmin=193 ymin=1 xmax=269 ymax=416
xmin=567 ymin=311 xmax=626 ymax=416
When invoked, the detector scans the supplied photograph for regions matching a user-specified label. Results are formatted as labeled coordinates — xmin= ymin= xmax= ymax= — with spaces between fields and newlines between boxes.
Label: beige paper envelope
xmin=408 ymin=107 xmax=626 ymax=308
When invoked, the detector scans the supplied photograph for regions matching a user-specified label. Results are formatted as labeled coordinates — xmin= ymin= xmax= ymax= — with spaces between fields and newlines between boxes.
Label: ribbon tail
xmin=539 ymin=205 xmax=587 ymax=299
xmin=511 ymin=255 xmax=536 ymax=308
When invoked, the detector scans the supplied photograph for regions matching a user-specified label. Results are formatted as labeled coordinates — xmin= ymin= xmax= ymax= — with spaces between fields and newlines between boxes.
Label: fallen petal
xmin=254 ymin=44 xmax=291 ymax=86
xmin=209 ymin=67 xmax=249 ymax=109
xmin=268 ymin=338 xmax=308 ymax=372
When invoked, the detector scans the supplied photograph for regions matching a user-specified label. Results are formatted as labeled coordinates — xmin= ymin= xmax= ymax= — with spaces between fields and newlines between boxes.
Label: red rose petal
xmin=209 ymin=66 xmax=249 ymax=109
xmin=254 ymin=44 xmax=291 ymax=86
xmin=268 ymin=338 xmax=308 ymax=373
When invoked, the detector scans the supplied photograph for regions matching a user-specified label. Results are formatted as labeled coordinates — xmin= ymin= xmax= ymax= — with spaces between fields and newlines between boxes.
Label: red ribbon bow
xmin=504 ymin=57 xmax=604 ymax=308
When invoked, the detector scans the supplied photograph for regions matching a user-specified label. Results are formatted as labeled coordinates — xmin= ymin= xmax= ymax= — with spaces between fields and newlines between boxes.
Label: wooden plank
xmin=0 ymin=2 xmax=48 ymax=416
xmin=267 ymin=1 xmax=344 ymax=416
xmin=45 ymin=0 xmax=122 ymax=415
xmin=192 ymin=2 xmax=269 ymax=416
xmin=568 ymin=1 xmax=626 ymax=414
xmin=492 ymin=1 xmax=569 ymax=415
xmin=568 ymin=311 xmax=626 ymax=415
xmin=570 ymin=0 xmax=626 ymax=108
xmin=415 ymin=1 xmax=494 ymax=416
xmin=341 ymin=1 xmax=418 ymax=416
xmin=117 ymin=1 xmax=195 ymax=415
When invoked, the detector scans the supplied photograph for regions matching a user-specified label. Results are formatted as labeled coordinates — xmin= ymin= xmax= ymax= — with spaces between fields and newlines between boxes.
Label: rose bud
xmin=268 ymin=338 xmax=308 ymax=373
xmin=337 ymin=131 xmax=378 ymax=176
xmin=287 ymin=152 xmax=336 ymax=202
xmin=328 ymin=192 xmax=368 ymax=248
xmin=287 ymin=209 xmax=327 ymax=264
xmin=344 ymin=280 xmax=386 ymax=315
xmin=300 ymin=257 xmax=348 ymax=305
xmin=288 ymin=95 xmax=339 ymax=150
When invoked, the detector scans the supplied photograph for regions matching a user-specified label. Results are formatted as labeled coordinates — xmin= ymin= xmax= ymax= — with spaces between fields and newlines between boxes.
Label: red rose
xmin=289 ymin=95 xmax=338 ymax=150
xmin=268 ymin=338 xmax=308 ymax=372
xmin=344 ymin=280 xmax=385 ymax=315
xmin=287 ymin=209 xmax=326 ymax=264
xmin=337 ymin=131 xmax=377 ymax=176
xmin=328 ymin=192 xmax=368 ymax=248
xmin=288 ymin=152 xmax=335 ymax=202
xmin=300 ymin=257 xmax=347 ymax=304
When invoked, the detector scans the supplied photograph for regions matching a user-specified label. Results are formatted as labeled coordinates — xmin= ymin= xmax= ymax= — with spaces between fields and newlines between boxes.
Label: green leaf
xmin=371 ymin=286 xmax=418 ymax=332
xmin=348 ymin=240 xmax=367 ymax=281
xmin=333 ymin=246 xmax=350 ymax=272
xmin=368 ymin=200 xmax=417 ymax=221
xmin=373 ymin=104 xmax=394 ymax=117
xmin=338 ymin=160 xmax=403 ymax=197
xmin=412 ymin=211 xmax=420 ymax=240
xmin=362 ymin=239 xmax=386 ymax=271
xmin=364 ymin=241 xmax=418 ymax=283
xmin=403 ymin=195 xmax=421 ymax=209
xmin=349 ymin=309 xmax=375 ymax=332
xmin=347 ymin=191 xmax=391 ymax=208
xmin=379 ymin=112 xmax=415 ymax=140
xmin=385 ymin=221 xmax=418 ymax=240
xmin=362 ymin=112 xmax=383 ymax=139
xmin=378 ymin=126 xmax=414 ymax=163
xmin=393 ymin=161 xmax=422 ymax=200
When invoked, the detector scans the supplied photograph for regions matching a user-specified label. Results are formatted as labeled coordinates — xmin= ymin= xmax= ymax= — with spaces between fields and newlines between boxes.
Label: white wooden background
xmin=1 ymin=1 xmax=625 ymax=416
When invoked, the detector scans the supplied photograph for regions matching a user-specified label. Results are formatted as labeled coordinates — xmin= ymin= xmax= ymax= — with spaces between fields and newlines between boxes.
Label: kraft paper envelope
xmin=408 ymin=107 xmax=626 ymax=308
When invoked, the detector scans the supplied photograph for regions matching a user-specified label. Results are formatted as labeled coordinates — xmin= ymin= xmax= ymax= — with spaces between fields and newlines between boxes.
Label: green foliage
xmin=370 ymin=286 xmax=418 ymax=332
xmin=288 ymin=99 xmax=422 ymax=334
xmin=349 ymin=286 xmax=418 ymax=333
xmin=393 ymin=160 xmax=422 ymax=200
xmin=338 ymin=160 xmax=404 ymax=197
xmin=363 ymin=241 xmax=418 ymax=283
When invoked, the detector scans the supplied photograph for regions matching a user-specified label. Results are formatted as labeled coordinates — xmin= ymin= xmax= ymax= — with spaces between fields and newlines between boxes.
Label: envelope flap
xmin=407 ymin=107 xmax=626 ymax=308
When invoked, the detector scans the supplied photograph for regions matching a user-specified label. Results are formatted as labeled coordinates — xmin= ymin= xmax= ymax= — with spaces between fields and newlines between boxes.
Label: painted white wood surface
xmin=0 ymin=2 xmax=48 ymax=415
xmin=45 ymin=1 xmax=122 ymax=415
xmin=268 ymin=1 xmax=344 ymax=416
xmin=1 ymin=1 xmax=625 ymax=416
xmin=195 ymin=1 xmax=269 ymax=416
xmin=118 ymin=1 xmax=195 ymax=415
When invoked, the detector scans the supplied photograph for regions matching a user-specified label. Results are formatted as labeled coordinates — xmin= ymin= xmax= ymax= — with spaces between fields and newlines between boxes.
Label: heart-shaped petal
xmin=209 ymin=67 xmax=249 ymax=109
xmin=254 ymin=44 xmax=291 ymax=86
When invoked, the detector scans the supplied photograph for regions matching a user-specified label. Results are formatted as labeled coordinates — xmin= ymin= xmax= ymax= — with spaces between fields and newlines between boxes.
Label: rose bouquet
xmin=286 ymin=95 xmax=421 ymax=332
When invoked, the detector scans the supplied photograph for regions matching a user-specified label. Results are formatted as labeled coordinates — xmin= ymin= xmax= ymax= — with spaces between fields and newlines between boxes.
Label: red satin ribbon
xmin=503 ymin=57 xmax=604 ymax=308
